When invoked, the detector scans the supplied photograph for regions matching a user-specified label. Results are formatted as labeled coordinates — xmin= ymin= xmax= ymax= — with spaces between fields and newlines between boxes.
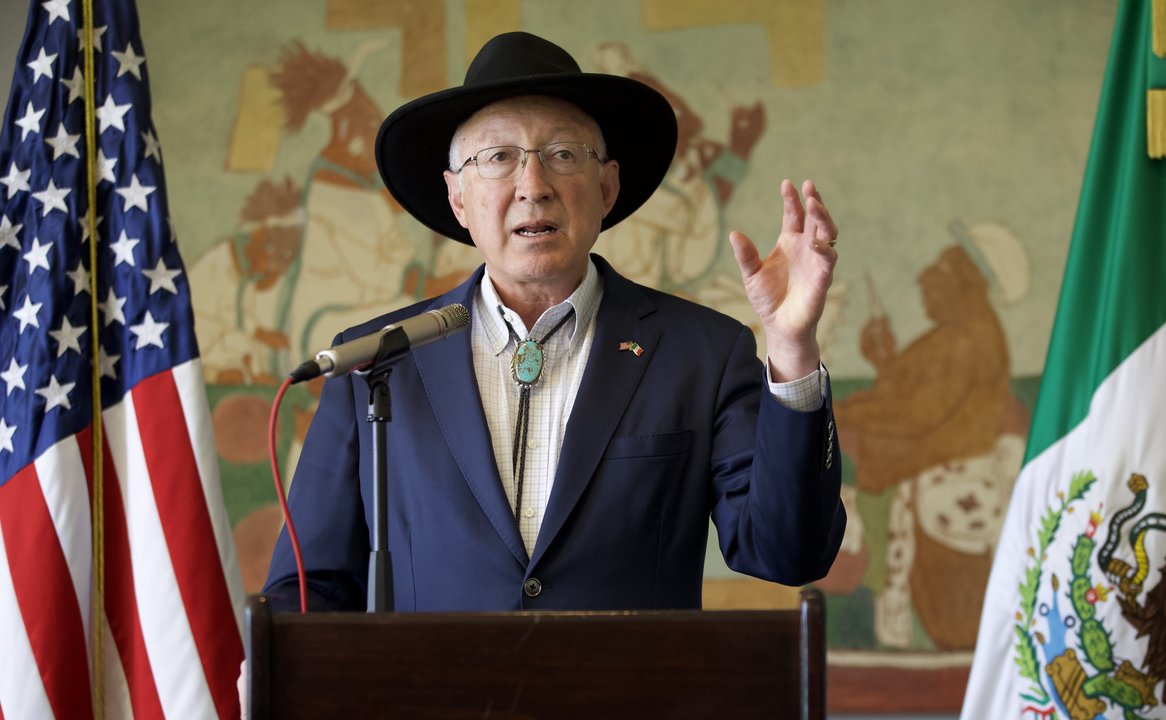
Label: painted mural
xmin=131 ymin=0 xmax=1120 ymax=711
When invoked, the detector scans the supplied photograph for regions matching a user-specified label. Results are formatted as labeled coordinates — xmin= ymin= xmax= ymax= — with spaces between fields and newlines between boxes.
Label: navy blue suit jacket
xmin=264 ymin=256 xmax=845 ymax=611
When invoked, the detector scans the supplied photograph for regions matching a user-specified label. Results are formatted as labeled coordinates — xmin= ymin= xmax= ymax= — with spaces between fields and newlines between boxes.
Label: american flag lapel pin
xmin=619 ymin=341 xmax=645 ymax=357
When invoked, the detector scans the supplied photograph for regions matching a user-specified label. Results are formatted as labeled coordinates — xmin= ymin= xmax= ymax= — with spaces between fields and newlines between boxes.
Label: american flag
xmin=0 ymin=1 xmax=244 ymax=718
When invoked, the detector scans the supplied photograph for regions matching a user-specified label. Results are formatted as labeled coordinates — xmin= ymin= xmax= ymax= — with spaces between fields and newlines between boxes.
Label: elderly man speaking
xmin=263 ymin=31 xmax=846 ymax=612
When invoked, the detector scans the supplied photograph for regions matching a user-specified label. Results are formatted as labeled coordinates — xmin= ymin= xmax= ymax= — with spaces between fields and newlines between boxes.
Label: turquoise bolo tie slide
xmin=511 ymin=339 xmax=545 ymax=386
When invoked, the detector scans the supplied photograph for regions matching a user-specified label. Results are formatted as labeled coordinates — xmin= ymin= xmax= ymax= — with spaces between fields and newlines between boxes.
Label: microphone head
xmin=432 ymin=303 xmax=470 ymax=336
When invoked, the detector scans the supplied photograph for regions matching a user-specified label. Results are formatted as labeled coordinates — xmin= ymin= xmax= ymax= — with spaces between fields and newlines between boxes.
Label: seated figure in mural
xmin=262 ymin=32 xmax=847 ymax=613
xmin=189 ymin=176 xmax=305 ymax=385
xmin=836 ymin=221 xmax=1031 ymax=650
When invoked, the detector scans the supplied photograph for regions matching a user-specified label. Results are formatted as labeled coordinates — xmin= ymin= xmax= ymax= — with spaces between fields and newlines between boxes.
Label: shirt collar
xmin=476 ymin=259 xmax=602 ymax=357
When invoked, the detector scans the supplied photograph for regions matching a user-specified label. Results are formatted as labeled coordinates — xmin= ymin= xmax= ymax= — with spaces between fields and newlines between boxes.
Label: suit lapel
xmin=530 ymin=260 xmax=658 ymax=566
xmin=413 ymin=267 xmax=529 ymax=565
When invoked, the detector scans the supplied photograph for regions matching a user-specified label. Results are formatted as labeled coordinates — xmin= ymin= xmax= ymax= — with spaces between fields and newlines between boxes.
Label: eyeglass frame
xmin=454 ymin=141 xmax=606 ymax=179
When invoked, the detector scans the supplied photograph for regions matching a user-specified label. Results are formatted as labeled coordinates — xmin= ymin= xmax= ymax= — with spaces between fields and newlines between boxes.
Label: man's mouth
xmin=515 ymin=224 xmax=557 ymax=237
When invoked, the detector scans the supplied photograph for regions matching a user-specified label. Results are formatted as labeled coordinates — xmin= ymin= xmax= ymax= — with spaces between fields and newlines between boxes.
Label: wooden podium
xmin=245 ymin=588 xmax=826 ymax=719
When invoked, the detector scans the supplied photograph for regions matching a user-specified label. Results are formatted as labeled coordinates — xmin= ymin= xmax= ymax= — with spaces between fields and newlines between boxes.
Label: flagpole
xmin=81 ymin=0 xmax=106 ymax=716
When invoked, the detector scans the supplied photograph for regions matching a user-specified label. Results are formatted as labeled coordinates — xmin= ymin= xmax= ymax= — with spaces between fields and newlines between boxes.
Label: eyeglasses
xmin=455 ymin=142 xmax=603 ymax=179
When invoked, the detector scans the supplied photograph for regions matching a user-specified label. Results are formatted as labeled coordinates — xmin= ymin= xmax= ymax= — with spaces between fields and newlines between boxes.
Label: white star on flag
xmin=112 ymin=42 xmax=146 ymax=80
xmin=129 ymin=310 xmax=169 ymax=349
xmin=79 ymin=213 xmax=103 ymax=244
xmin=31 ymin=178 xmax=70 ymax=216
xmin=141 ymin=128 xmax=162 ymax=163
xmin=46 ymin=123 xmax=81 ymax=160
xmin=12 ymin=296 xmax=42 ymax=333
xmin=60 ymin=66 xmax=84 ymax=104
xmin=115 ymin=173 xmax=155 ymax=213
xmin=22 ymin=237 xmax=53 ymax=274
xmin=66 ymin=260 xmax=89 ymax=295
xmin=77 ymin=24 xmax=107 ymax=52
xmin=41 ymin=0 xmax=70 ymax=24
xmin=1 ymin=358 xmax=27 ymax=396
xmin=109 ymin=230 xmax=140 ymax=266
xmin=26 ymin=47 xmax=57 ymax=83
xmin=0 ymin=284 xmax=7 ymax=310
xmin=101 ymin=288 xmax=127 ymax=326
xmin=0 ymin=419 xmax=16 ymax=454
xmin=1 ymin=216 xmax=21 ymax=249
xmin=143 ymin=258 xmax=181 ymax=294
xmin=48 ymin=316 xmax=87 ymax=358
xmin=34 ymin=374 xmax=76 ymax=412
xmin=96 ymin=93 xmax=132 ymax=134
xmin=98 ymin=348 xmax=120 ymax=379
xmin=1 ymin=162 xmax=31 ymax=197
xmin=15 ymin=101 xmax=45 ymax=140
xmin=97 ymin=149 xmax=117 ymax=183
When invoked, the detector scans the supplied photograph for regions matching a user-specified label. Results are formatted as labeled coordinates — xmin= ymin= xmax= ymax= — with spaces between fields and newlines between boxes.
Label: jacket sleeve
xmin=709 ymin=325 xmax=847 ymax=586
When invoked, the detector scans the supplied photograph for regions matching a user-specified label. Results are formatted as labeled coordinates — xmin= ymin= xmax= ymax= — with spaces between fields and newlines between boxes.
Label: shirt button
xmin=523 ymin=577 xmax=542 ymax=597
xmin=523 ymin=507 xmax=534 ymax=518
xmin=527 ymin=438 xmax=536 ymax=449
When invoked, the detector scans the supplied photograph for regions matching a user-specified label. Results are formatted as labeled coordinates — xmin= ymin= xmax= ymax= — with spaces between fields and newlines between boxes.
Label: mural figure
xmin=591 ymin=41 xmax=847 ymax=360
xmin=836 ymin=221 xmax=1031 ymax=649
xmin=267 ymin=40 xmax=420 ymax=365
xmin=194 ymin=41 xmax=480 ymax=383
xmin=190 ymin=176 xmax=305 ymax=385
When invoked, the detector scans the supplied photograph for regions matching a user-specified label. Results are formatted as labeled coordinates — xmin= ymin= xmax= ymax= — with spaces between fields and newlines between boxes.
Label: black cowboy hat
xmin=375 ymin=32 xmax=678 ymax=245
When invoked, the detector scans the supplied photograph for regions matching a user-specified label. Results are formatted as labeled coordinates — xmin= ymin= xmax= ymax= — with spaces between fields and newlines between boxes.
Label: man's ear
xmin=443 ymin=170 xmax=469 ymax=228
xmin=600 ymin=160 xmax=620 ymax=218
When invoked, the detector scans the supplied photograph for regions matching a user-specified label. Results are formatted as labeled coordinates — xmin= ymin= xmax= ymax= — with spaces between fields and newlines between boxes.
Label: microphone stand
xmin=358 ymin=330 xmax=412 ymax=614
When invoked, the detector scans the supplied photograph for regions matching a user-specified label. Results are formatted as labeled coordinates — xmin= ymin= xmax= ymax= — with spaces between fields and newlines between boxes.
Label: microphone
xmin=288 ymin=303 xmax=470 ymax=384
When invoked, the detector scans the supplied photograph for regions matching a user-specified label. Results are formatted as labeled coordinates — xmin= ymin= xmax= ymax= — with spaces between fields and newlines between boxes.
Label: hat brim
xmin=375 ymin=73 xmax=678 ymax=245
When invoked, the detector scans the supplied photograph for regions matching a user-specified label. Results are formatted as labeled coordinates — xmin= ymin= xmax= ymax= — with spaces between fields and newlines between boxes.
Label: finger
xmin=728 ymin=229 xmax=763 ymax=279
xmin=802 ymin=178 xmax=818 ymax=204
xmin=802 ymin=179 xmax=832 ymax=239
xmin=779 ymin=178 xmax=805 ymax=237
xmin=805 ymin=196 xmax=838 ymax=244
xmin=800 ymin=179 xmax=834 ymax=231
xmin=804 ymin=211 xmax=838 ymax=258
xmin=801 ymin=182 xmax=838 ymax=257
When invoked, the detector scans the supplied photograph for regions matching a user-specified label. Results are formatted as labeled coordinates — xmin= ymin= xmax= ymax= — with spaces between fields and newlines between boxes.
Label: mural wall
xmin=132 ymin=0 xmax=1118 ymax=711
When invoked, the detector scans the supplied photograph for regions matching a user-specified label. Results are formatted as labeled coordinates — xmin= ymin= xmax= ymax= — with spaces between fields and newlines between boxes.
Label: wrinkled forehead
xmin=453 ymin=95 xmax=603 ymax=147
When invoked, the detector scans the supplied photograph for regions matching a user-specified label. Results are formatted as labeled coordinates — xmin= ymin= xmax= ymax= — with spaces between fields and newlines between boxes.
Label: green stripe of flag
xmin=1025 ymin=0 xmax=1166 ymax=463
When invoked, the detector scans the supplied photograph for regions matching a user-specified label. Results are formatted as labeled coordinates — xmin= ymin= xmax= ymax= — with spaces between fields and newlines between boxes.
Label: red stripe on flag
xmin=76 ymin=426 xmax=167 ymax=719
xmin=133 ymin=371 xmax=242 ymax=720
xmin=0 ymin=459 xmax=95 ymax=720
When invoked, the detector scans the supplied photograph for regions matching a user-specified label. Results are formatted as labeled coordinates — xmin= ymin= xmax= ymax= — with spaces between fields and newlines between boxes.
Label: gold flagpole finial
xmin=1154 ymin=0 xmax=1166 ymax=57
xmin=1149 ymin=90 xmax=1166 ymax=158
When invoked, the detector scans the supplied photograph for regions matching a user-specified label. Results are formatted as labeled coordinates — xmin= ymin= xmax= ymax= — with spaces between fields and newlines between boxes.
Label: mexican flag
xmin=960 ymin=1 xmax=1166 ymax=718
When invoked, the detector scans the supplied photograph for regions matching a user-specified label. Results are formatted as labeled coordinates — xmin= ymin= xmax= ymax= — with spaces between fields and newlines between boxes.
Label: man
xmin=263 ymin=31 xmax=845 ymax=612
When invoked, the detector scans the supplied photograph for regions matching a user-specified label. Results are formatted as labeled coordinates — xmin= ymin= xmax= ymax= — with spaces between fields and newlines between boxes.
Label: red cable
xmin=269 ymin=377 xmax=308 ymax=613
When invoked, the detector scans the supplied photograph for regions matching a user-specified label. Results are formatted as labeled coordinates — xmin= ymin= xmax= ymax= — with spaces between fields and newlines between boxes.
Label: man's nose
xmin=514 ymin=150 xmax=553 ymax=202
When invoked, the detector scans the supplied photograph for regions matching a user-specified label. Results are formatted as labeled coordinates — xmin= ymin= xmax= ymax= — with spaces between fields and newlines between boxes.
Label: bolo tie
xmin=499 ymin=305 xmax=575 ymax=521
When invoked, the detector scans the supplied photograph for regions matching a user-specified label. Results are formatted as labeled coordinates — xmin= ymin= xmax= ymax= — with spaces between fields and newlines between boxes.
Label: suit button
xmin=523 ymin=578 xmax=542 ymax=597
